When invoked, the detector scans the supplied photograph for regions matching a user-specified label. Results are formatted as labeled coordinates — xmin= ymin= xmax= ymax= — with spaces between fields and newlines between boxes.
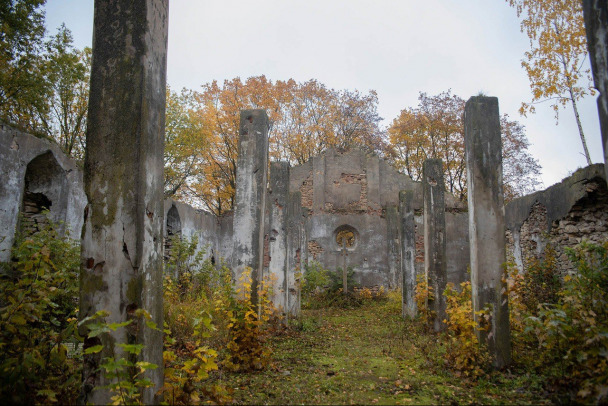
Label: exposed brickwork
xmin=295 ymin=248 xmax=301 ymax=270
xmin=307 ymin=240 xmax=324 ymax=260
xmin=263 ymin=233 xmax=270 ymax=268
xmin=322 ymin=172 xmax=383 ymax=216
xmin=508 ymin=179 xmax=608 ymax=275
xmin=20 ymin=192 xmax=51 ymax=235
xmin=519 ymin=202 xmax=548 ymax=271
xmin=415 ymin=229 xmax=425 ymax=264
xmin=299 ymin=171 xmax=313 ymax=215
xmin=550 ymin=181 xmax=608 ymax=273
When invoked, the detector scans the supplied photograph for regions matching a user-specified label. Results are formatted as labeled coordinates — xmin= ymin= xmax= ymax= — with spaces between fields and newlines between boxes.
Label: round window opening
xmin=334 ymin=225 xmax=358 ymax=250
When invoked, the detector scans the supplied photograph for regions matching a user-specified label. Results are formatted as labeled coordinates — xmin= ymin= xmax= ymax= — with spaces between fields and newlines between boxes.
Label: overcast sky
xmin=45 ymin=0 xmax=604 ymax=188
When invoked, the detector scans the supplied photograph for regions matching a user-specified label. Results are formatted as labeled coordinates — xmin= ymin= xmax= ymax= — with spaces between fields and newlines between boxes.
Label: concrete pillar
xmin=267 ymin=162 xmax=290 ymax=312
xmin=423 ymin=159 xmax=447 ymax=332
xmin=583 ymin=0 xmax=608 ymax=183
xmin=400 ymin=190 xmax=417 ymax=318
xmin=233 ymin=109 xmax=269 ymax=302
xmin=79 ymin=1 xmax=168 ymax=404
xmin=464 ymin=96 xmax=511 ymax=368
xmin=286 ymin=191 xmax=304 ymax=317
xmin=312 ymin=155 xmax=326 ymax=214
xmin=386 ymin=205 xmax=400 ymax=289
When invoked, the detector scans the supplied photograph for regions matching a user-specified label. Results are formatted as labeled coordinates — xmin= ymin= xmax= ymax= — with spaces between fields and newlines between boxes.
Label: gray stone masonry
xmin=267 ymin=162 xmax=290 ymax=313
xmin=505 ymin=164 xmax=607 ymax=275
xmin=423 ymin=159 xmax=447 ymax=332
xmin=0 ymin=124 xmax=86 ymax=263
xmin=386 ymin=205 xmax=400 ymax=290
xmin=583 ymin=0 xmax=608 ymax=184
xmin=79 ymin=1 xmax=168 ymax=404
xmin=400 ymin=190 xmax=417 ymax=318
xmin=232 ymin=110 xmax=269 ymax=303
xmin=464 ymin=96 xmax=511 ymax=369
xmin=286 ymin=191 xmax=304 ymax=317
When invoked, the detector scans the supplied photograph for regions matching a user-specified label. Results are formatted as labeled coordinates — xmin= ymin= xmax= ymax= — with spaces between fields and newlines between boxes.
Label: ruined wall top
xmin=506 ymin=163 xmax=606 ymax=233
xmin=288 ymin=148 xmax=466 ymax=215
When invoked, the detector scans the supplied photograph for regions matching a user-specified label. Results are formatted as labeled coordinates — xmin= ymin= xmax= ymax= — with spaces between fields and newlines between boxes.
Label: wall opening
xmin=334 ymin=224 xmax=358 ymax=251
xmin=164 ymin=205 xmax=182 ymax=260
xmin=20 ymin=151 xmax=68 ymax=235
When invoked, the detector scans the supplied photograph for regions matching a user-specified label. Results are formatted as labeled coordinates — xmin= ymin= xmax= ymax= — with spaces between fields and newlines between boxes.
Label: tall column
xmin=464 ymin=96 xmax=511 ymax=368
xmin=79 ymin=1 xmax=168 ymax=404
xmin=286 ymin=191 xmax=303 ymax=317
xmin=233 ymin=110 xmax=269 ymax=301
xmin=400 ymin=190 xmax=417 ymax=319
xmin=423 ymin=159 xmax=447 ymax=332
xmin=386 ymin=205 xmax=400 ymax=289
xmin=267 ymin=161 xmax=290 ymax=312
xmin=583 ymin=0 xmax=608 ymax=183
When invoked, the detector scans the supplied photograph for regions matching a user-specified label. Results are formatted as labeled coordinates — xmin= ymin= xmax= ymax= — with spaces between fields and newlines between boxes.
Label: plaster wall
xmin=506 ymin=164 xmax=608 ymax=275
xmin=0 ymin=124 xmax=87 ymax=262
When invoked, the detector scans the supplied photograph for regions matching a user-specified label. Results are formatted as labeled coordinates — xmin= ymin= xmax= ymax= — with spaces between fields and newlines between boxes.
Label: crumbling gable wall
xmin=289 ymin=148 xmax=470 ymax=289
xmin=0 ymin=124 xmax=87 ymax=262
xmin=506 ymin=164 xmax=608 ymax=275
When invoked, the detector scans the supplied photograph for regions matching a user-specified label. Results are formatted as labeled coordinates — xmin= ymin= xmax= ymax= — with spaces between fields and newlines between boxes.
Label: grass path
xmin=217 ymin=298 xmax=549 ymax=405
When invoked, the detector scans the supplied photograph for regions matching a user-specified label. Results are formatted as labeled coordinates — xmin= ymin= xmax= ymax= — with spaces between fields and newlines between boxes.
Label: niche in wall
xmin=20 ymin=151 xmax=68 ymax=234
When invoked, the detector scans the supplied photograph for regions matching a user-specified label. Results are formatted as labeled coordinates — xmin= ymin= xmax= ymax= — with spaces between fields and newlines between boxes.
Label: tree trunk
xmin=570 ymin=86 xmax=593 ymax=166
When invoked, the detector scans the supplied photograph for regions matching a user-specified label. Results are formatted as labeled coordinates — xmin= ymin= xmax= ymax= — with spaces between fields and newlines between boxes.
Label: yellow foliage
xmin=443 ymin=282 xmax=490 ymax=379
xmin=166 ymin=76 xmax=384 ymax=214
xmin=506 ymin=0 xmax=594 ymax=163
xmin=415 ymin=274 xmax=435 ymax=329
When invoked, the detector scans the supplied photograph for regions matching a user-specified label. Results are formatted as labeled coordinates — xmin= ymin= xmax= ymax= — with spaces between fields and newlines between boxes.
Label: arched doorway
xmin=164 ymin=204 xmax=182 ymax=261
xmin=20 ymin=151 xmax=68 ymax=235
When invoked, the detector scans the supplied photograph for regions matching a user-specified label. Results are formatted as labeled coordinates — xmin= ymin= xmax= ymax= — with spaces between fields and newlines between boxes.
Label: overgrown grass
xmin=2 ymin=224 xmax=605 ymax=405
xmin=215 ymin=294 xmax=549 ymax=405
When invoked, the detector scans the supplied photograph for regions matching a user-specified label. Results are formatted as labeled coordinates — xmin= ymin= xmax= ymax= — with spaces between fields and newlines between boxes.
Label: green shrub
xmin=443 ymin=282 xmax=490 ymax=378
xmin=0 ymin=219 xmax=81 ymax=404
xmin=525 ymin=241 xmax=608 ymax=402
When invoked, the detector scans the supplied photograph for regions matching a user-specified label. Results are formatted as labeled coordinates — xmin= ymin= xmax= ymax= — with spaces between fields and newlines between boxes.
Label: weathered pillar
xmin=286 ymin=191 xmax=303 ymax=317
xmin=423 ymin=159 xmax=447 ymax=332
xmin=80 ymin=1 xmax=168 ymax=404
xmin=464 ymin=96 xmax=511 ymax=368
xmin=400 ymin=190 xmax=417 ymax=318
xmin=583 ymin=0 xmax=608 ymax=183
xmin=267 ymin=161 xmax=289 ymax=312
xmin=233 ymin=110 xmax=269 ymax=301
xmin=386 ymin=205 xmax=400 ymax=289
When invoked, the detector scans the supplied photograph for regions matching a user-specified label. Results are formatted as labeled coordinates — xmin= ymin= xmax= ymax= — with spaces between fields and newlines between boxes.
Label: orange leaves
xmin=166 ymin=76 xmax=383 ymax=214
xmin=506 ymin=0 xmax=594 ymax=163
xmin=388 ymin=90 xmax=541 ymax=202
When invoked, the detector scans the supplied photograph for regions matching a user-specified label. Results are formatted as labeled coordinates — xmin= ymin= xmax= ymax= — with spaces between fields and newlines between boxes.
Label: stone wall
xmin=0 ymin=125 xmax=225 ymax=268
xmin=1 ymin=126 xmax=473 ymax=295
xmin=506 ymin=164 xmax=608 ymax=275
xmin=0 ymin=124 xmax=87 ymax=262
xmin=289 ymin=148 xmax=470 ymax=289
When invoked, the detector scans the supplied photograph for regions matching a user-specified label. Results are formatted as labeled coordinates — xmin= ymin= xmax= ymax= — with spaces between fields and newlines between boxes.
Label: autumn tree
xmin=0 ymin=0 xmax=49 ymax=132
xmin=164 ymin=86 xmax=210 ymax=201
xmin=167 ymin=76 xmax=384 ymax=214
xmin=388 ymin=90 xmax=541 ymax=202
xmin=38 ymin=25 xmax=90 ymax=161
xmin=0 ymin=2 xmax=90 ymax=161
xmin=507 ymin=0 xmax=595 ymax=165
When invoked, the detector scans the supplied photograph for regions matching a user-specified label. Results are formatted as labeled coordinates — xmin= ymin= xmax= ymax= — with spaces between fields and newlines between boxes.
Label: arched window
xmin=166 ymin=205 xmax=182 ymax=237
xmin=164 ymin=205 xmax=182 ymax=262
xmin=20 ymin=151 xmax=68 ymax=234
xmin=334 ymin=224 xmax=358 ymax=250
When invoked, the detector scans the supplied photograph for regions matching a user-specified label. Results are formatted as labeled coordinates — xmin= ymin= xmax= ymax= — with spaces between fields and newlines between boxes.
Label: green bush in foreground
xmin=0 ymin=220 xmax=81 ymax=404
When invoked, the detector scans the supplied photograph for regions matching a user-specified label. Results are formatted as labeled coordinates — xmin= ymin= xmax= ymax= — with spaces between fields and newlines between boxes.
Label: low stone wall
xmin=0 ymin=124 xmax=224 ymax=267
xmin=0 ymin=124 xmax=87 ymax=262
xmin=506 ymin=164 xmax=608 ymax=275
